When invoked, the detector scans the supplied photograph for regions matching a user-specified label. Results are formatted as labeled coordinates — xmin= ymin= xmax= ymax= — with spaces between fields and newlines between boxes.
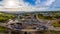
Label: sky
xmin=0 ymin=0 xmax=60 ymax=11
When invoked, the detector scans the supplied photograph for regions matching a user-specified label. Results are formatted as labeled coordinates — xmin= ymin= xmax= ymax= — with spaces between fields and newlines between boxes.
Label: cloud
xmin=17 ymin=0 xmax=45 ymax=11
xmin=17 ymin=0 xmax=56 ymax=11
xmin=45 ymin=0 xmax=55 ymax=6
xmin=35 ymin=0 xmax=55 ymax=6
xmin=0 ymin=0 xmax=56 ymax=11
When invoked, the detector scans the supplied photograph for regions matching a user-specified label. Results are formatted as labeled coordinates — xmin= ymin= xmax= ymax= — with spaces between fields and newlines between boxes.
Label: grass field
xmin=37 ymin=13 xmax=54 ymax=20
xmin=40 ymin=30 xmax=60 ymax=34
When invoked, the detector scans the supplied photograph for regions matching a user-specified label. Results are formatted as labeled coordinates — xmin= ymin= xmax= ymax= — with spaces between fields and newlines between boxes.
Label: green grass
xmin=52 ymin=21 xmax=60 ymax=27
xmin=0 ymin=13 xmax=15 ymax=22
xmin=44 ymin=30 xmax=60 ymax=34
xmin=40 ymin=30 xmax=60 ymax=34
xmin=37 ymin=13 xmax=60 ymax=20
xmin=0 ymin=26 xmax=7 ymax=32
xmin=38 ymin=13 xmax=54 ymax=20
